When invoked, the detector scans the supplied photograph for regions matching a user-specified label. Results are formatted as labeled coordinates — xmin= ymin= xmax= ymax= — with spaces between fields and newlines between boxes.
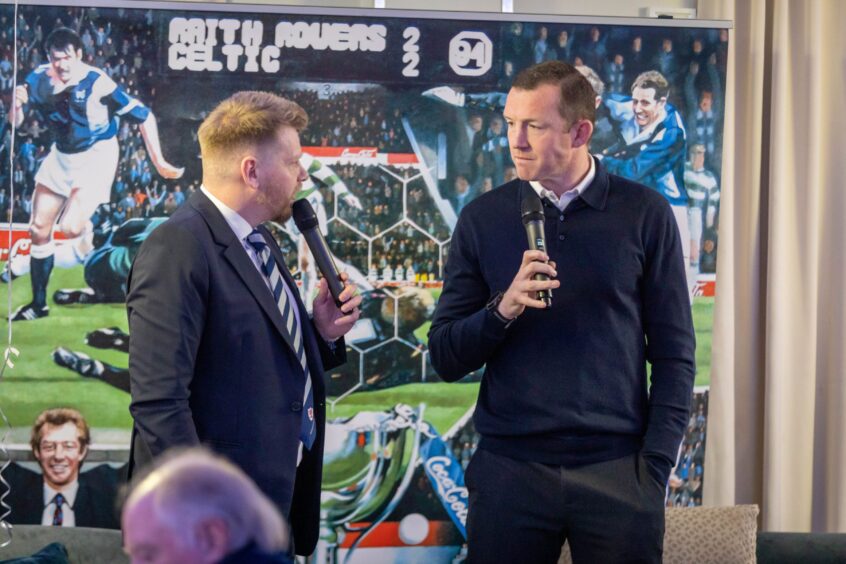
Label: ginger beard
xmin=254 ymin=126 xmax=308 ymax=223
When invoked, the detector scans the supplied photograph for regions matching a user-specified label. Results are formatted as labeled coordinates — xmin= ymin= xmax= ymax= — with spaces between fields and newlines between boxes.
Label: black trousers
xmin=465 ymin=448 xmax=665 ymax=564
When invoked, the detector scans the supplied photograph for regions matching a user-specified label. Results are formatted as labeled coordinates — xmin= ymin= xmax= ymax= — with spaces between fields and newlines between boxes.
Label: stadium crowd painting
xmin=0 ymin=1 xmax=727 ymax=560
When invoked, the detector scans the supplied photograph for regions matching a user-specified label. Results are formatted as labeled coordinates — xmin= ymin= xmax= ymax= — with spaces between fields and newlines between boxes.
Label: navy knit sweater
xmin=428 ymin=160 xmax=695 ymax=478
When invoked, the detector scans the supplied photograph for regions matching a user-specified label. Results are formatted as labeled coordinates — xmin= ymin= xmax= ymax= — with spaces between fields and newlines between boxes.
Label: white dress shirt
xmin=530 ymin=155 xmax=596 ymax=212
xmin=41 ymin=480 xmax=78 ymax=527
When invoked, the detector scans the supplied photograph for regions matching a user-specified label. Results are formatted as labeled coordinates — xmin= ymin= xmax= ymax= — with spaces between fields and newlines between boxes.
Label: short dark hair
xmin=511 ymin=61 xmax=596 ymax=126
xmin=45 ymin=27 xmax=82 ymax=54
xmin=30 ymin=407 xmax=90 ymax=453
xmin=632 ymin=70 xmax=670 ymax=100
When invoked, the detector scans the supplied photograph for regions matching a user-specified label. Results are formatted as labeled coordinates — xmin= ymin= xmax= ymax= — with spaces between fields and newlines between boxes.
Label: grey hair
xmin=125 ymin=448 xmax=288 ymax=554
xmin=575 ymin=64 xmax=605 ymax=99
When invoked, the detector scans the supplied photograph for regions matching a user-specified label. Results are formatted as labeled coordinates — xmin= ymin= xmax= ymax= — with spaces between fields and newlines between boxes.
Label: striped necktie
xmin=246 ymin=229 xmax=316 ymax=449
xmin=52 ymin=493 xmax=65 ymax=526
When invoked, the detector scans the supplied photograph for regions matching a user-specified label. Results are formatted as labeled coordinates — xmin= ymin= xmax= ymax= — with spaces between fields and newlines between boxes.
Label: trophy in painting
xmin=314 ymin=403 xmax=429 ymax=564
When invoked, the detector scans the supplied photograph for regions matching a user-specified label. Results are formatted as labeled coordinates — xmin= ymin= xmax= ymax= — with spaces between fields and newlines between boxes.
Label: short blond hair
xmin=198 ymin=91 xmax=308 ymax=159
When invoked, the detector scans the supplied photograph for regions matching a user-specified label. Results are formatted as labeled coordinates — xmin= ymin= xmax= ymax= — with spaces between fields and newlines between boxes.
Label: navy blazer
xmin=127 ymin=191 xmax=345 ymax=554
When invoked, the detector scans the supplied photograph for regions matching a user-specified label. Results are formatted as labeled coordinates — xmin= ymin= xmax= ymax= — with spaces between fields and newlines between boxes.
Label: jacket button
xmin=558 ymin=234 xmax=566 ymax=241
xmin=559 ymin=214 xmax=565 ymax=221
xmin=291 ymin=401 xmax=303 ymax=412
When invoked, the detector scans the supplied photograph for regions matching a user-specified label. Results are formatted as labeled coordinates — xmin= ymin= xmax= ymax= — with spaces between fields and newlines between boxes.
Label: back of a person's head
xmin=575 ymin=64 xmax=605 ymax=100
xmin=125 ymin=448 xmax=288 ymax=557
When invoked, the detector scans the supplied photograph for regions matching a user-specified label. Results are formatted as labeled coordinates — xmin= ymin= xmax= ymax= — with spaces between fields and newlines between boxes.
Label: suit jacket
xmin=4 ymin=463 xmax=120 ymax=529
xmin=126 ymin=190 xmax=345 ymax=555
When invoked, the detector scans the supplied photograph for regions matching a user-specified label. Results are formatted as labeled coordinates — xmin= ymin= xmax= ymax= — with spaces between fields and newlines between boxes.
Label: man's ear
xmin=571 ymin=120 xmax=594 ymax=149
xmin=195 ymin=518 xmax=230 ymax=563
xmin=241 ymin=155 xmax=259 ymax=189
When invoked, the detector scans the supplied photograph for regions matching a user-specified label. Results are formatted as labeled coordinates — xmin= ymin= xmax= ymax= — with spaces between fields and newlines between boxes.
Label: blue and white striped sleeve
xmin=102 ymin=76 xmax=150 ymax=124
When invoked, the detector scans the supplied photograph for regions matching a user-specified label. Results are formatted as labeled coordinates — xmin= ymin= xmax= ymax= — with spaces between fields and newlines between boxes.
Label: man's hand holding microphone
xmin=497 ymin=250 xmax=559 ymax=321
xmin=496 ymin=192 xmax=560 ymax=322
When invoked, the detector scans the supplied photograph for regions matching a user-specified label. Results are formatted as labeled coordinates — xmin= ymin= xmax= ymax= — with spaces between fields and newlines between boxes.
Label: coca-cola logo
xmin=0 ymin=232 xmax=31 ymax=261
xmin=340 ymin=147 xmax=378 ymax=158
xmin=424 ymin=455 xmax=468 ymax=525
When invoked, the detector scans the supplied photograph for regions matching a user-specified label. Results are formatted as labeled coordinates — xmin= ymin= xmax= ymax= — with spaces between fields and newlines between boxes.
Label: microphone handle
xmin=301 ymin=228 xmax=345 ymax=307
xmin=524 ymin=219 xmax=553 ymax=308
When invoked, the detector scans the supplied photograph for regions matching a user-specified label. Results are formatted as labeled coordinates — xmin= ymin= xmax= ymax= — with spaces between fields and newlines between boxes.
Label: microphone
xmin=520 ymin=192 xmax=552 ymax=308
xmin=292 ymin=199 xmax=345 ymax=307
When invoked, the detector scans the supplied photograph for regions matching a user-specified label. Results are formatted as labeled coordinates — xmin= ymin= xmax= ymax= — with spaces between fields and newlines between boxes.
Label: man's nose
xmin=510 ymin=127 xmax=528 ymax=148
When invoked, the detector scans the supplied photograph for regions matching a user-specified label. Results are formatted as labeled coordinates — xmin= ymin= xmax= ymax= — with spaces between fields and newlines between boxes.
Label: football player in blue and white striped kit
xmin=684 ymin=143 xmax=720 ymax=290
xmin=8 ymin=27 xmax=183 ymax=321
xmin=600 ymin=70 xmax=690 ymax=283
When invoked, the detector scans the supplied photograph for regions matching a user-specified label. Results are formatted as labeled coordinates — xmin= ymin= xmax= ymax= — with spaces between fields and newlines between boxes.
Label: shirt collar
xmin=200 ymin=185 xmax=254 ymax=242
xmin=43 ymin=479 xmax=79 ymax=508
xmin=48 ymin=62 xmax=90 ymax=94
xmin=529 ymin=154 xmax=596 ymax=207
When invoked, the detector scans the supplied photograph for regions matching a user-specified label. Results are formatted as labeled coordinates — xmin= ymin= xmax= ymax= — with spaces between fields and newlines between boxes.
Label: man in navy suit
xmin=6 ymin=408 xmax=120 ymax=529
xmin=126 ymin=91 xmax=361 ymax=556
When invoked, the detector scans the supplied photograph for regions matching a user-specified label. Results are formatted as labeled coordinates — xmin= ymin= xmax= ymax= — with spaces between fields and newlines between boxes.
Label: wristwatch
xmin=486 ymin=291 xmax=516 ymax=328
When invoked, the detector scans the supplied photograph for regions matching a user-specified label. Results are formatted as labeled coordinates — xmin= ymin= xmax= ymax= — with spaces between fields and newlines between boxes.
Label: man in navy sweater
xmin=428 ymin=61 xmax=695 ymax=563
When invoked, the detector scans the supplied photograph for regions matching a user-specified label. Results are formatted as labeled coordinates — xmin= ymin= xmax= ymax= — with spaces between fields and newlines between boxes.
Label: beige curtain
xmin=698 ymin=0 xmax=846 ymax=532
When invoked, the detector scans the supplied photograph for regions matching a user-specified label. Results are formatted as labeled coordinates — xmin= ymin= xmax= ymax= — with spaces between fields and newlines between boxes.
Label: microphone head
xmin=521 ymin=192 xmax=545 ymax=225
xmin=292 ymin=198 xmax=319 ymax=230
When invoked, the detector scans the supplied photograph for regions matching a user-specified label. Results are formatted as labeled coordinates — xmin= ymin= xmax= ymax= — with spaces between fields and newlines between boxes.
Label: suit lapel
xmin=13 ymin=466 xmax=45 ymax=524
xmin=188 ymin=192 xmax=297 ymax=354
xmin=74 ymin=479 xmax=92 ymax=524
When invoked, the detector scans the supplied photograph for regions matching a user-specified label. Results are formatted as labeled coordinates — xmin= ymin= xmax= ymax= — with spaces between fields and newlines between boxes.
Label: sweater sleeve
xmin=427 ymin=212 xmax=509 ymax=382
xmin=640 ymin=199 xmax=697 ymax=477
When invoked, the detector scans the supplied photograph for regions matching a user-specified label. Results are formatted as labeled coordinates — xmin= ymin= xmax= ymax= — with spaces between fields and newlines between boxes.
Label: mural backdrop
xmin=0 ymin=1 xmax=726 ymax=560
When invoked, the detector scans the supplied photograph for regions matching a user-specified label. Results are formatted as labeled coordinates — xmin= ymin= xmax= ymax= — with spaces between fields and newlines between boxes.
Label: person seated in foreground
xmin=122 ymin=448 xmax=293 ymax=564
